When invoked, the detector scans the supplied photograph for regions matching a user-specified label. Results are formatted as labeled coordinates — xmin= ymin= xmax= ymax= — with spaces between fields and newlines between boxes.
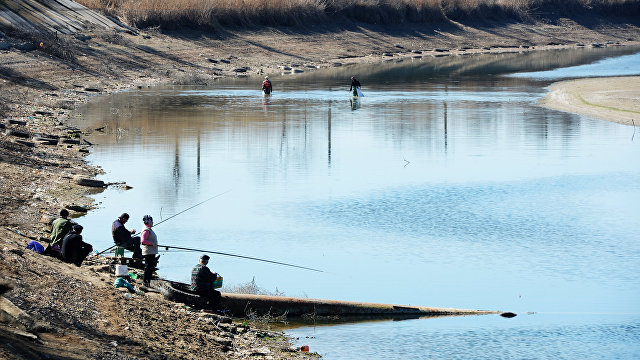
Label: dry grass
xmin=77 ymin=0 xmax=640 ymax=30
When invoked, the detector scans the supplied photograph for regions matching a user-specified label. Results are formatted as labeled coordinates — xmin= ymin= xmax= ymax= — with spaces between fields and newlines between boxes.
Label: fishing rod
xmin=96 ymin=189 xmax=232 ymax=256
xmin=158 ymin=244 xmax=324 ymax=273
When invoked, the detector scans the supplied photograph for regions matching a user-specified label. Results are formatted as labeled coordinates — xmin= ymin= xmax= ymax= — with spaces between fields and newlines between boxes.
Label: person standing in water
xmin=350 ymin=76 xmax=362 ymax=97
xmin=262 ymin=76 xmax=273 ymax=95
xmin=140 ymin=215 xmax=158 ymax=287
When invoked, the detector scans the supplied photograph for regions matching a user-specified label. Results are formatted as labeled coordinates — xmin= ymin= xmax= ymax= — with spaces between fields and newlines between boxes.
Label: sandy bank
xmin=539 ymin=76 xmax=640 ymax=126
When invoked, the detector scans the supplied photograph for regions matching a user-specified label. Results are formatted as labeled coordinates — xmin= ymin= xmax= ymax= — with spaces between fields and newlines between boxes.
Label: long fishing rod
xmin=96 ymin=189 xmax=232 ymax=256
xmin=158 ymin=244 xmax=324 ymax=273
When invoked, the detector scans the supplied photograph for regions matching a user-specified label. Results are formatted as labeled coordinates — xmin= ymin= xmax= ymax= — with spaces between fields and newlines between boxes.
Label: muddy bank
xmin=1 ymin=10 xmax=640 ymax=359
xmin=539 ymin=75 xmax=640 ymax=126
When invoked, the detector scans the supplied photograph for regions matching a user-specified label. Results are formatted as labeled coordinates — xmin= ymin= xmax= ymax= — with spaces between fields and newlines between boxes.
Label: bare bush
xmin=222 ymin=277 xmax=285 ymax=296
xmin=6 ymin=29 xmax=78 ymax=62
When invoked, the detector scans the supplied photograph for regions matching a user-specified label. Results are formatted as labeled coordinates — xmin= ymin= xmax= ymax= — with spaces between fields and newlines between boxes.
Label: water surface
xmin=74 ymin=46 xmax=640 ymax=359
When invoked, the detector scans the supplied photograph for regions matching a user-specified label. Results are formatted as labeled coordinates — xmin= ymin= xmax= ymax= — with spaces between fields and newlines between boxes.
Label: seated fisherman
xmin=191 ymin=255 xmax=221 ymax=310
xmin=61 ymin=225 xmax=93 ymax=267
xmin=50 ymin=209 xmax=72 ymax=247
xmin=112 ymin=213 xmax=142 ymax=258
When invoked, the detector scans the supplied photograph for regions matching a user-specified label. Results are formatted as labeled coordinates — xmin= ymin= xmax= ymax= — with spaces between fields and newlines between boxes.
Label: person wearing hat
xmin=61 ymin=224 xmax=93 ymax=267
xmin=349 ymin=76 xmax=362 ymax=97
xmin=191 ymin=254 xmax=221 ymax=310
xmin=140 ymin=215 xmax=159 ymax=287
xmin=262 ymin=76 xmax=272 ymax=95
xmin=112 ymin=212 xmax=142 ymax=258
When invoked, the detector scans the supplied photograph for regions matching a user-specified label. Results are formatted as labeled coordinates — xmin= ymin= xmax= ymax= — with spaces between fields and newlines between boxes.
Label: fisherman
xmin=262 ymin=76 xmax=273 ymax=95
xmin=140 ymin=215 xmax=159 ymax=287
xmin=61 ymin=225 xmax=93 ymax=267
xmin=112 ymin=213 xmax=142 ymax=259
xmin=50 ymin=209 xmax=72 ymax=247
xmin=349 ymin=76 xmax=362 ymax=97
xmin=191 ymin=254 xmax=221 ymax=311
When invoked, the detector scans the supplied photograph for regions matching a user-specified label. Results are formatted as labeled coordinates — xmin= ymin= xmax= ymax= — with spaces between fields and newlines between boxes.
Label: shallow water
xmin=74 ymin=46 xmax=640 ymax=359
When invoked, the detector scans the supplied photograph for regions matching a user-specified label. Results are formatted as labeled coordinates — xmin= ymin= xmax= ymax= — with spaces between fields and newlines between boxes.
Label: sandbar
xmin=539 ymin=76 xmax=640 ymax=126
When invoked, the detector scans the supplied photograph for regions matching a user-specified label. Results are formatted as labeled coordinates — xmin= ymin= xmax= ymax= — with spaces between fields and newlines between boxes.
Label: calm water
xmin=74 ymin=47 xmax=640 ymax=359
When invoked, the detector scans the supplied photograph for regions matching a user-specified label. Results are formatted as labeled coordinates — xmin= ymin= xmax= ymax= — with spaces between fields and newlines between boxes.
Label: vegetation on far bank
xmin=79 ymin=0 xmax=640 ymax=31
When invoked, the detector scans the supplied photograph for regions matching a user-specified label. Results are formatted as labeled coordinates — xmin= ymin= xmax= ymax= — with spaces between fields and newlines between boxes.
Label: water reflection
xmin=74 ymin=47 xmax=640 ymax=360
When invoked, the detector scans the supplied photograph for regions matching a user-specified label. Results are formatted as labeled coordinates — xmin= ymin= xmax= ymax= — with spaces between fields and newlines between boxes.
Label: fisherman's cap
xmin=72 ymin=224 xmax=83 ymax=232
xmin=265 ymin=76 xmax=269 ymax=79
xmin=200 ymin=254 xmax=210 ymax=261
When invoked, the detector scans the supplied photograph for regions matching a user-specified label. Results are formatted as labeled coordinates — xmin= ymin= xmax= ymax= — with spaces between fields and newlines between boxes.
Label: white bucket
xmin=115 ymin=264 xmax=129 ymax=277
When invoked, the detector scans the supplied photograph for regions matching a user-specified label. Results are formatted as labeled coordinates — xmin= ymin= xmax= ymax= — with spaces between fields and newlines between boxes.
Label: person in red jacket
xmin=262 ymin=76 xmax=273 ymax=95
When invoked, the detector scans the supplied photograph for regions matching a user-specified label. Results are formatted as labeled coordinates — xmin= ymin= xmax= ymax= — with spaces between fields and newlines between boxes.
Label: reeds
xmin=77 ymin=0 xmax=640 ymax=30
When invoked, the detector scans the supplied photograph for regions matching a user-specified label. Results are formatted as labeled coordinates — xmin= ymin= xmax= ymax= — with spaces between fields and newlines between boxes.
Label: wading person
xmin=349 ymin=76 xmax=362 ymax=97
xmin=140 ymin=215 xmax=159 ymax=287
xmin=262 ymin=76 xmax=272 ymax=95
xmin=191 ymin=255 xmax=221 ymax=311
xmin=61 ymin=225 xmax=93 ymax=267
xmin=112 ymin=213 xmax=142 ymax=258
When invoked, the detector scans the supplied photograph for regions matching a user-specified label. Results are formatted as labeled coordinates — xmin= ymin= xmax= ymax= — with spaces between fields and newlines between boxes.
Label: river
xmin=74 ymin=46 xmax=640 ymax=359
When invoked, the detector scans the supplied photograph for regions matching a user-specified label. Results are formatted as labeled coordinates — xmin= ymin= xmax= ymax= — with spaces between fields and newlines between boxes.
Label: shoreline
xmin=2 ymin=12 xmax=640 ymax=359
xmin=538 ymin=75 xmax=640 ymax=126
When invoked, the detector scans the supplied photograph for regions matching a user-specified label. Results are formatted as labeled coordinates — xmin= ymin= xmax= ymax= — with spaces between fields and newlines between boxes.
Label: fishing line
xmin=159 ymin=244 xmax=323 ymax=273
xmin=96 ymin=189 xmax=232 ymax=255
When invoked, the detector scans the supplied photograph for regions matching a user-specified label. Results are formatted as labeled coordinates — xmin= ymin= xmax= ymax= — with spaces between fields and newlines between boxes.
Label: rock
xmin=251 ymin=347 xmax=271 ymax=356
xmin=33 ymin=137 xmax=58 ymax=146
xmin=291 ymin=69 xmax=303 ymax=73
xmin=0 ymin=123 xmax=4 ymax=129
xmin=61 ymin=138 xmax=81 ymax=145
xmin=278 ymin=65 xmax=291 ymax=70
xmin=9 ymin=119 xmax=27 ymax=125
xmin=233 ymin=67 xmax=247 ymax=73
xmin=75 ymin=34 xmax=92 ymax=42
xmin=0 ymin=41 xmax=10 ymax=50
xmin=7 ymin=130 xmax=29 ymax=140
xmin=592 ymin=43 xmax=604 ymax=48
xmin=14 ymin=139 xmax=35 ymax=147
xmin=0 ymin=281 xmax=13 ymax=296
xmin=65 ymin=204 xmax=88 ymax=212
xmin=331 ymin=62 xmax=342 ymax=67
xmin=434 ymin=48 xmax=449 ymax=52
xmin=411 ymin=50 xmax=422 ymax=54
xmin=33 ymin=111 xmax=53 ymax=116
xmin=40 ymin=214 xmax=55 ymax=224
xmin=500 ymin=312 xmax=517 ymax=318
xmin=209 ymin=335 xmax=232 ymax=347
xmin=382 ymin=52 xmax=393 ymax=56
xmin=219 ymin=59 xmax=230 ymax=64
xmin=14 ymin=42 xmax=36 ymax=52
xmin=84 ymin=87 xmax=102 ymax=92
xmin=73 ymin=176 xmax=106 ymax=188
xmin=206 ymin=58 xmax=218 ymax=63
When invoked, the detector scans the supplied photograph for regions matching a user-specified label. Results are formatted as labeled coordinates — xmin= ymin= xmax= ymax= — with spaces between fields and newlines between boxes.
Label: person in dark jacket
xmin=349 ymin=76 xmax=362 ymax=96
xmin=112 ymin=213 xmax=142 ymax=258
xmin=191 ymin=255 xmax=221 ymax=310
xmin=61 ymin=225 xmax=93 ymax=267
